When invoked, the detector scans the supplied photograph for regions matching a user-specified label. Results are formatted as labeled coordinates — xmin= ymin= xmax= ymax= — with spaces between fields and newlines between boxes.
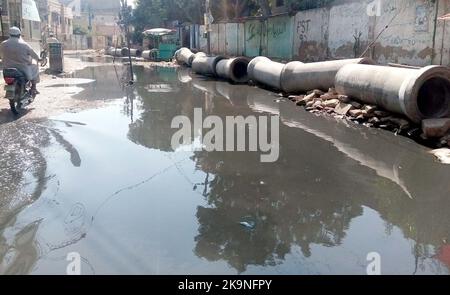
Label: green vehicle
xmin=143 ymin=28 xmax=179 ymax=61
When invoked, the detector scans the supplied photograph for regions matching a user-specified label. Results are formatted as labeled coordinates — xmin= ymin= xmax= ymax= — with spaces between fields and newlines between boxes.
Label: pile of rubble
xmin=287 ymin=88 xmax=450 ymax=149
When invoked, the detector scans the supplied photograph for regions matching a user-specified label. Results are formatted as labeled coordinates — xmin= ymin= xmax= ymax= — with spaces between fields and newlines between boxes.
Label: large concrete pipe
xmin=335 ymin=64 xmax=450 ymax=123
xmin=142 ymin=49 xmax=158 ymax=60
xmin=215 ymin=57 xmax=250 ymax=83
xmin=121 ymin=47 xmax=130 ymax=56
xmin=247 ymin=57 xmax=287 ymax=90
xmin=175 ymin=47 xmax=195 ymax=66
xmin=189 ymin=52 xmax=207 ymax=66
xmin=280 ymin=58 xmax=374 ymax=93
xmin=111 ymin=49 xmax=124 ymax=57
xmin=106 ymin=47 xmax=115 ymax=55
xmin=142 ymin=50 xmax=151 ymax=60
xmin=192 ymin=55 xmax=225 ymax=77
xmin=129 ymin=49 xmax=143 ymax=57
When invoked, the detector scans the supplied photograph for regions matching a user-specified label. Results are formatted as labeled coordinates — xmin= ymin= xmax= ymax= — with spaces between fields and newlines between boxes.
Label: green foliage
xmin=130 ymin=0 xmax=333 ymax=34
xmin=132 ymin=0 xmax=204 ymax=30
xmin=73 ymin=25 xmax=88 ymax=35
xmin=210 ymin=0 xmax=261 ymax=21
xmin=285 ymin=0 xmax=334 ymax=11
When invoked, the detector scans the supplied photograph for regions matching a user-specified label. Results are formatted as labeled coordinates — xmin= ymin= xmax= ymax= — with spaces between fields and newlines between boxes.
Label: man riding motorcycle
xmin=0 ymin=27 xmax=41 ymax=95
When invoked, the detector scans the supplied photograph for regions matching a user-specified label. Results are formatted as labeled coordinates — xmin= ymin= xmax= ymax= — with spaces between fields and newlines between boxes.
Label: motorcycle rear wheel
xmin=9 ymin=100 xmax=19 ymax=115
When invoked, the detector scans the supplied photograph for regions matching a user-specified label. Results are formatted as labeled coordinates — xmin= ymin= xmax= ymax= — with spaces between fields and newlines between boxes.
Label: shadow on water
xmin=0 ymin=117 xmax=87 ymax=274
xmin=129 ymin=68 xmax=450 ymax=274
xmin=1 ymin=64 xmax=449 ymax=274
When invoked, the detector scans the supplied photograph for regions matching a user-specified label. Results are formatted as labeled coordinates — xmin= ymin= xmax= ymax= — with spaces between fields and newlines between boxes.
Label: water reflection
xmin=128 ymin=67 xmax=450 ymax=273
xmin=1 ymin=64 xmax=449 ymax=274
xmin=0 ymin=118 xmax=86 ymax=274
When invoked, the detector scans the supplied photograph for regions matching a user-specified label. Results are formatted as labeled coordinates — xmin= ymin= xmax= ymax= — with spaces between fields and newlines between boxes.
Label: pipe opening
xmin=417 ymin=77 xmax=450 ymax=118
xmin=232 ymin=60 xmax=249 ymax=81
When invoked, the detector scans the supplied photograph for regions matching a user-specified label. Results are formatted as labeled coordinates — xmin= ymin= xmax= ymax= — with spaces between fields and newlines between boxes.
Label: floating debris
xmin=239 ymin=217 xmax=256 ymax=230
xmin=287 ymin=87 xmax=450 ymax=152
xmin=431 ymin=148 xmax=450 ymax=164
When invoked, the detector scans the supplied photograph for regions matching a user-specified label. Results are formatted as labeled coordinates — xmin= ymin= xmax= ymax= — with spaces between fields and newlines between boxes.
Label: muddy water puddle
xmin=0 ymin=64 xmax=450 ymax=274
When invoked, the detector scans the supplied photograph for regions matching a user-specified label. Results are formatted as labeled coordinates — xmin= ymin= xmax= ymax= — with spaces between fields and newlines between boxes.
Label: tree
xmin=73 ymin=25 xmax=88 ymax=35
xmin=210 ymin=0 xmax=259 ymax=21
xmin=258 ymin=0 xmax=271 ymax=17
xmin=285 ymin=0 xmax=334 ymax=11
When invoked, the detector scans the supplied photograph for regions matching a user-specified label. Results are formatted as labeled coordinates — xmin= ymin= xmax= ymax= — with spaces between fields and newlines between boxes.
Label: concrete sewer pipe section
xmin=175 ymin=47 xmax=196 ymax=66
xmin=280 ymin=58 xmax=375 ymax=93
xmin=335 ymin=64 xmax=450 ymax=123
xmin=120 ymin=47 xmax=130 ymax=57
xmin=106 ymin=47 xmax=115 ymax=55
xmin=192 ymin=55 xmax=226 ymax=77
xmin=189 ymin=52 xmax=207 ymax=66
xmin=110 ymin=48 xmax=128 ymax=57
xmin=215 ymin=57 xmax=251 ymax=83
xmin=247 ymin=56 xmax=289 ymax=90
xmin=142 ymin=50 xmax=155 ymax=60
xmin=129 ymin=49 xmax=142 ymax=57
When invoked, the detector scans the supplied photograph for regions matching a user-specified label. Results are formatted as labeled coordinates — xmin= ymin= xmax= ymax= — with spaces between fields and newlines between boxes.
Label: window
xmin=1 ymin=0 xmax=8 ymax=16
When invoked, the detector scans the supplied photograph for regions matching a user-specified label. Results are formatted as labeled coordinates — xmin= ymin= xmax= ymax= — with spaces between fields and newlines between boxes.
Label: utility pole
xmin=120 ymin=0 xmax=134 ymax=83
xmin=88 ymin=5 xmax=93 ymax=32
xmin=205 ymin=0 xmax=212 ymax=54
xmin=0 ymin=6 xmax=4 ymax=38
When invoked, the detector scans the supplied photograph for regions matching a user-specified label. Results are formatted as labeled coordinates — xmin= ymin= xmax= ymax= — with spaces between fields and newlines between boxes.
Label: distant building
xmin=1 ymin=0 xmax=42 ymax=52
xmin=36 ymin=0 xmax=74 ymax=43
xmin=61 ymin=0 xmax=121 ymax=49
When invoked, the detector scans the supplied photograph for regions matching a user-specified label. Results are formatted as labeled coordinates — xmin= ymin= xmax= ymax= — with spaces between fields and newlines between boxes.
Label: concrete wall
xmin=244 ymin=20 xmax=262 ymax=57
xmin=65 ymin=34 xmax=88 ymax=50
xmin=435 ymin=0 xmax=450 ymax=65
xmin=328 ymin=1 xmax=371 ymax=59
xmin=195 ymin=0 xmax=450 ymax=67
xmin=210 ymin=24 xmax=219 ymax=54
xmin=293 ymin=7 xmax=330 ymax=62
xmin=218 ymin=23 xmax=227 ymax=54
xmin=226 ymin=23 xmax=239 ymax=56
xmin=372 ymin=0 xmax=436 ymax=65
xmin=266 ymin=15 xmax=294 ymax=60
xmin=199 ymin=25 xmax=208 ymax=52
xmin=238 ymin=23 xmax=245 ymax=56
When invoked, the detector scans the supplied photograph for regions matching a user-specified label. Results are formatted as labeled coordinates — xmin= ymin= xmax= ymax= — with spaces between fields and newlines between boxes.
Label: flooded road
xmin=1 ymin=62 xmax=450 ymax=274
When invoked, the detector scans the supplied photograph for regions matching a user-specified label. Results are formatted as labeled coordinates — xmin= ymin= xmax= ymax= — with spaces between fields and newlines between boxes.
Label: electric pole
xmin=205 ymin=0 xmax=212 ymax=55
xmin=0 ymin=6 xmax=4 ymax=38
xmin=120 ymin=0 xmax=134 ymax=83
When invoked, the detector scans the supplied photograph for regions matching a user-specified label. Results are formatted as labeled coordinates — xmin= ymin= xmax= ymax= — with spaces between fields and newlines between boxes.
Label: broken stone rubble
xmin=422 ymin=119 xmax=450 ymax=138
xmin=287 ymin=88 xmax=450 ymax=149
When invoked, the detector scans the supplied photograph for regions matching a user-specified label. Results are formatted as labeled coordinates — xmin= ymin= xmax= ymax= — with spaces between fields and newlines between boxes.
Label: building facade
xmin=61 ymin=0 xmax=121 ymax=49
xmin=36 ymin=0 xmax=74 ymax=43
xmin=1 ymin=0 xmax=42 ymax=52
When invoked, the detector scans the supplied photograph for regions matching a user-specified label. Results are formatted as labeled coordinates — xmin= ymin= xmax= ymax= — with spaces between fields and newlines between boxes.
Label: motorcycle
xmin=3 ymin=68 xmax=37 ymax=115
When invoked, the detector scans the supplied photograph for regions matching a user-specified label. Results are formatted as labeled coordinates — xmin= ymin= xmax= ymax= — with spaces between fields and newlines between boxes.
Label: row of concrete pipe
xmin=106 ymin=47 xmax=143 ymax=58
xmin=175 ymin=47 xmax=450 ymax=123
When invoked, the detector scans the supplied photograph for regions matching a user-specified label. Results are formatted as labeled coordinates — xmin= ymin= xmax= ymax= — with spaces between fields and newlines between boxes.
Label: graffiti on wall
xmin=246 ymin=22 xmax=260 ymax=42
xmin=267 ymin=21 xmax=288 ymax=39
xmin=415 ymin=5 xmax=428 ymax=32
xmin=267 ymin=16 xmax=293 ymax=59
xmin=296 ymin=19 xmax=311 ymax=42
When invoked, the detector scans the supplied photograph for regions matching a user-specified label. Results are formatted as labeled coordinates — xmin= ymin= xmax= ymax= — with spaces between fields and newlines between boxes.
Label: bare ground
xmin=0 ymin=51 xmax=111 ymax=124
